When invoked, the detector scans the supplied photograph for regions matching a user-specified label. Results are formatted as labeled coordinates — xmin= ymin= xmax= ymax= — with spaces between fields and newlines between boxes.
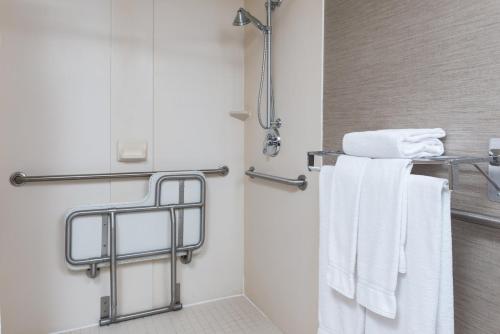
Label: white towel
xmin=343 ymin=128 xmax=446 ymax=159
xmin=356 ymin=159 xmax=413 ymax=319
xmin=327 ymin=155 xmax=370 ymax=298
xmin=364 ymin=175 xmax=454 ymax=334
xmin=319 ymin=166 xmax=366 ymax=334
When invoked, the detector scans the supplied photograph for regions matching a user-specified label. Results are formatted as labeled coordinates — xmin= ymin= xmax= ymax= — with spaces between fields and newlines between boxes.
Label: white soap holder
xmin=118 ymin=140 xmax=148 ymax=162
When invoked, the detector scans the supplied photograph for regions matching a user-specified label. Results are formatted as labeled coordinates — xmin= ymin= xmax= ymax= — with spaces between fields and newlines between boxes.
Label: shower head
xmin=232 ymin=8 xmax=266 ymax=32
xmin=233 ymin=9 xmax=251 ymax=26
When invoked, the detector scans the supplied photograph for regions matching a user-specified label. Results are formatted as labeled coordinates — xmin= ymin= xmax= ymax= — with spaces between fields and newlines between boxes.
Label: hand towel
xmin=327 ymin=155 xmax=370 ymax=298
xmin=356 ymin=159 xmax=413 ymax=319
xmin=343 ymin=128 xmax=446 ymax=159
xmin=364 ymin=175 xmax=454 ymax=334
xmin=319 ymin=166 xmax=365 ymax=334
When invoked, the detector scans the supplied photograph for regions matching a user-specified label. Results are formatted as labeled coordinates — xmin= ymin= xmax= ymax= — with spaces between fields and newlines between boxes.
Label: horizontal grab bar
xmin=10 ymin=166 xmax=229 ymax=186
xmin=451 ymin=208 xmax=500 ymax=229
xmin=245 ymin=167 xmax=307 ymax=191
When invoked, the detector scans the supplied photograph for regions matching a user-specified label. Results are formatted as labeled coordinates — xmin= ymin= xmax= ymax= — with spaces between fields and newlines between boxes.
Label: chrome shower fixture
xmin=233 ymin=0 xmax=283 ymax=157
xmin=233 ymin=9 xmax=251 ymax=27
xmin=233 ymin=9 xmax=265 ymax=31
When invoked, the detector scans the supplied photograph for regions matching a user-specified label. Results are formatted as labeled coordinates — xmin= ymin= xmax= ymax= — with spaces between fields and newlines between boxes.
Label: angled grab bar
xmin=245 ymin=167 xmax=307 ymax=190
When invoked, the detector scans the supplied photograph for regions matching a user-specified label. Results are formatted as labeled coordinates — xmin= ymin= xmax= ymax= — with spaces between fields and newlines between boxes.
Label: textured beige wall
xmin=243 ymin=0 xmax=324 ymax=333
xmin=324 ymin=1 xmax=500 ymax=333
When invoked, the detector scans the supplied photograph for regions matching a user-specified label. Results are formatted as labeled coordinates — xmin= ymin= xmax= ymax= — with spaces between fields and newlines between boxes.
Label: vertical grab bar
xmin=109 ymin=211 xmax=118 ymax=321
xmin=169 ymin=209 xmax=179 ymax=308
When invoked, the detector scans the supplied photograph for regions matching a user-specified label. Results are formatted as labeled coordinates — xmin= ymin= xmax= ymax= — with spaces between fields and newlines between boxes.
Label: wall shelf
xmin=229 ymin=111 xmax=250 ymax=121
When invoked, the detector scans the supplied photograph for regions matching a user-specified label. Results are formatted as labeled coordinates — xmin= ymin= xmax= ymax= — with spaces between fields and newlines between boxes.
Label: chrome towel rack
xmin=307 ymin=150 xmax=500 ymax=229
xmin=245 ymin=167 xmax=308 ymax=190
xmin=307 ymin=151 xmax=500 ymax=191
xmin=9 ymin=166 xmax=229 ymax=186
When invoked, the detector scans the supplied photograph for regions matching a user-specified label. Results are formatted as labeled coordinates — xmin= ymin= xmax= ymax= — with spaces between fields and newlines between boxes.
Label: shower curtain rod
xmin=9 ymin=166 xmax=229 ymax=186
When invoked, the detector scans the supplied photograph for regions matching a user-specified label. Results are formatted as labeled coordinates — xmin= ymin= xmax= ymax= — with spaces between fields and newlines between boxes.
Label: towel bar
xmin=245 ymin=167 xmax=308 ymax=190
xmin=307 ymin=151 xmax=500 ymax=192
xmin=9 ymin=166 xmax=229 ymax=186
xmin=451 ymin=209 xmax=500 ymax=229
xmin=307 ymin=151 xmax=500 ymax=229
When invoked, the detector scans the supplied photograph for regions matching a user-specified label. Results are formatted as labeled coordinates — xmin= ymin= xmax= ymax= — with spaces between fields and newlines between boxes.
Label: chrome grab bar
xmin=451 ymin=209 xmax=500 ymax=229
xmin=245 ymin=166 xmax=307 ymax=190
xmin=9 ymin=166 xmax=229 ymax=186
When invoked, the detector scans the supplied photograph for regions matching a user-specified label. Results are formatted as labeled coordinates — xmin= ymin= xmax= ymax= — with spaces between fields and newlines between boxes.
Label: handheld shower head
xmin=233 ymin=9 xmax=251 ymax=26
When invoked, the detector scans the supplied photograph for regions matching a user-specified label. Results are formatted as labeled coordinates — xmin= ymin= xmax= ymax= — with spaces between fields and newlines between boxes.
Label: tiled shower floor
xmin=65 ymin=296 xmax=282 ymax=334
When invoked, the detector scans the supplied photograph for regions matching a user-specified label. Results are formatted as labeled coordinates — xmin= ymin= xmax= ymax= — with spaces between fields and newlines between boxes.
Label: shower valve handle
xmin=271 ymin=118 xmax=283 ymax=129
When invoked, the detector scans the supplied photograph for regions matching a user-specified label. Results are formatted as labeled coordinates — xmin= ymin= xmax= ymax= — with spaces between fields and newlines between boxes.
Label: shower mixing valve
xmin=263 ymin=128 xmax=281 ymax=157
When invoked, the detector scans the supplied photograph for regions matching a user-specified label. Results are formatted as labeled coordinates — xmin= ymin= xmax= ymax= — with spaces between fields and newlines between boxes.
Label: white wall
xmin=0 ymin=0 xmax=244 ymax=332
xmin=243 ymin=0 xmax=324 ymax=333
xmin=152 ymin=1 xmax=245 ymax=307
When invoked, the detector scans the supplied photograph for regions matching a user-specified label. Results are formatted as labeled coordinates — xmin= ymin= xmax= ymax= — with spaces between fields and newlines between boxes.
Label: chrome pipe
xmin=473 ymin=164 xmax=500 ymax=192
xmin=69 ymin=245 xmax=194 ymax=267
xmin=10 ymin=166 xmax=229 ymax=186
xmin=266 ymin=0 xmax=272 ymax=129
xmin=451 ymin=209 xmax=500 ymax=229
xmin=245 ymin=167 xmax=307 ymax=190
xmin=169 ymin=209 xmax=179 ymax=308
xmin=109 ymin=212 xmax=117 ymax=321
xmin=99 ymin=304 xmax=182 ymax=326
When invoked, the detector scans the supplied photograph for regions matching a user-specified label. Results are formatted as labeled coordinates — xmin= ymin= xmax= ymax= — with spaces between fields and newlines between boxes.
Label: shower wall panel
xmin=0 ymin=0 xmax=245 ymax=332
xmin=243 ymin=1 xmax=324 ymax=333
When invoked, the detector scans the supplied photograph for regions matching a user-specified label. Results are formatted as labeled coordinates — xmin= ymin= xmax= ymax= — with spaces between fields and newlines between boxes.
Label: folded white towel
xmin=343 ymin=128 xmax=446 ymax=159
xmin=364 ymin=175 xmax=454 ymax=334
xmin=319 ymin=166 xmax=366 ymax=334
xmin=356 ymin=159 xmax=413 ymax=319
xmin=327 ymin=155 xmax=370 ymax=298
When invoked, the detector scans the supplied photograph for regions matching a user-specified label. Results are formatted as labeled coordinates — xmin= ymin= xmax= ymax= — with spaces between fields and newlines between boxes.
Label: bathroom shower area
xmin=1 ymin=0 xmax=500 ymax=334
xmin=0 ymin=0 xmax=249 ymax=332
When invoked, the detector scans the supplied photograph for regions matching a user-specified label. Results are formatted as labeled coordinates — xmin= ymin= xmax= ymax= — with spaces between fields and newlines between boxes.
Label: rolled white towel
xmin=343 ymin=128 xmax=446 ymax=159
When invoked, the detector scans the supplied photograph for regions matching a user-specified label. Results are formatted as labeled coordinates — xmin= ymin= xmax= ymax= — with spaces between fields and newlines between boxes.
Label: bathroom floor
xmin=65 ymin=296 xmax=282 ymax=334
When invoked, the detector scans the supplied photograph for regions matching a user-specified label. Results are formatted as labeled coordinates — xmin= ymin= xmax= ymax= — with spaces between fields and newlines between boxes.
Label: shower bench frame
xmin=65 ymin=174 xmax=206 ymax=326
